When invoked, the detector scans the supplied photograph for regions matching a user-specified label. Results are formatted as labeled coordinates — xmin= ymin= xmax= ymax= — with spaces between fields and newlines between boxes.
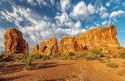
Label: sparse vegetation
xmin=119 ymin=52 xmax=125 ymax=59
xmin=92 ymin=49 xmax=103 ymax=60
xmin=107 ymin=62 xmax=118 ymax=68
xmin=31 ymin=54 xmax=43 ymax=60
xmin=85 ymin=56 xmax=96 ymax=61
xmin=24 ymin=55 xmax=33 ymax=70
xmin=68 ymin=52 xmax=76 ymax=57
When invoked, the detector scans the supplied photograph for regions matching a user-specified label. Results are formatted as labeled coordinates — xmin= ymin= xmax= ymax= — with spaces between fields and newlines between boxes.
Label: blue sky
xmin=0 ymin=0 xmax=125 ymax=50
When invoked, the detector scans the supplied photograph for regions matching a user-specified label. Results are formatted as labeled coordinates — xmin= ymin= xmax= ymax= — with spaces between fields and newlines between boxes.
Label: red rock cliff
xmin=4 ymin=28 xmax=28 ymax=54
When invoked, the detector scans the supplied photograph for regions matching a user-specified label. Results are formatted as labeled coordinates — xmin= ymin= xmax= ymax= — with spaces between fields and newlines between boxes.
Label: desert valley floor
xmin=1 ymin=59 xmax=125 ymax=81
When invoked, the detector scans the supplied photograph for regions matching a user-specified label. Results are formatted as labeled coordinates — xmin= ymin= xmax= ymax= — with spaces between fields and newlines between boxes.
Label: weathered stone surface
xmin=58 ymin=36 xmax=84 ymax=54
xmin=76 ymin=25 xmax=120 ymax=51
xmin=32 ymin=25 xmax=121 ymax=55
xmin=58 ymin=25 xmax=120 ymax=53
xmin=4 ymin=28 xmax=28 ymax=54
xmin=32 ymin=44 xmax=39 ymax=54
xmin=39 ymin=38 xmax=58 ymax=55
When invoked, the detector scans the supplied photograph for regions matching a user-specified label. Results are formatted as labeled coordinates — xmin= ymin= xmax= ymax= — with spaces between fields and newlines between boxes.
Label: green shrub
xmin=32 ymin=54 xmax=43 ymax=60
xmin=119 ymin=52 xmax=125 ymax=58
xmin=68 ymin=52 xmax=76 ymax=57
xmin=92 ymin=49 xmax=103 ymax=60
xmin=78 ymin=53 xmax=87 ymax=59
xmin=24 ymin=55 xmax=33 ymax=70
xmin=107 ymin=62 xmax=118 ymax=68
xmin=42 ymin=56 xmax=50 ymax=60
xmin=62 ymin=54 xmax=70 ymax=60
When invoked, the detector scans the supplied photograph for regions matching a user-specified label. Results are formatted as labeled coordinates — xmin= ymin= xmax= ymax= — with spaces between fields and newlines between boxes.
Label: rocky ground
xmin=1 ymin=58 xmax=125 ymax=81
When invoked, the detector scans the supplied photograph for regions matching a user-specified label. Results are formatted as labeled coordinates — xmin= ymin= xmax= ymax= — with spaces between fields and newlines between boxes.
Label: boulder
xmin=39 ymin=38 xmax=58 ymax=55
xmin=32 ymin=44 xmax=39 ymax=54
xmin=4 ymin=28 xmax=28 ymax=54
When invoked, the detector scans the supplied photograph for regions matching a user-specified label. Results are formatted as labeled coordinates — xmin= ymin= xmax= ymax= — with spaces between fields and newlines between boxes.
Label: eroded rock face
xmin=32 ymin=25 xmax=121 ymax=55
xmin=58 ymin=36 xmax=84 ymax=54
xmin=39 ymin=38 xmax=58 ymax=55
xmin=4 ymin=28 xmax=28 ymax=54
xmin=58 ymin=25 xmax=120 ymax=53
xmin=32 ymin=44 xmax=39 ymax=54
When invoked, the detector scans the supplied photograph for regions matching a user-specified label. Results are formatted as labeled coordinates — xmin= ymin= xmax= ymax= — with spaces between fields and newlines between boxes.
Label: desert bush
xmin=92 ymin=49 xmax=103 ymax=60
xmin=78 ymin=53 xmax=87 ymax=59
xmin=119 ymin=52 xmax=125 ymax=59
xmin=24 ymin=55 xmax=33 ymax=70
xmin=62 ymin=54 xmax=70 ymax=60
xmin=68 ymin=52 xmax=76 ymax=57
xmin=31 ymin=54 xmax=43 ymax=60
xmin=107 ymin=62 xmax=118 ymax=68
xmin=2 ymin=54 xmax=15 ymax=62
xmin=85 ymin=56 xmax=96 ymax=61
xmin=42 ymin=55 xmax=50 ymax=60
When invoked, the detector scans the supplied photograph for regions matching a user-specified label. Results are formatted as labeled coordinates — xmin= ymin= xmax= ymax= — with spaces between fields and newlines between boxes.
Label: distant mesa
xmin=32 ymin=25 xmax=121 ymax=55
xmin=4 ymin=28 xmax=28 ymax=54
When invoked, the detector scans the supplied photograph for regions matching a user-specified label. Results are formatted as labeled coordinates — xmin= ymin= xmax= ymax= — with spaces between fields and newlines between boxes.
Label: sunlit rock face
xmin=58 ymin=25 xmax=120 ymax=53
xmin=4 ymin=28 xmax=28 ymax=54
xmin=39 ymin=38 xmax=58 ymax=55
xmin=32 ymin=25 xmax=121 ymax=55
xmin=32 ymin=44 xmax=39 ymax=54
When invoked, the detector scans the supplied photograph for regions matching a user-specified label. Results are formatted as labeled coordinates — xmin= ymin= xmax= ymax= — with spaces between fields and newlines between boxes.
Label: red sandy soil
xmin=1 ymin=59 xmax=125 ymax=81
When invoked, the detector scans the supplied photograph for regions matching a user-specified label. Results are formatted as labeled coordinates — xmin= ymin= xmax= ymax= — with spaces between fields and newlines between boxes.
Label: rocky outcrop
xmin=58 ymin=25 xmax=120 ymax=53
xmin=39 ymin=38 xmax=58 ymax=55
xmin=32 ymin=44 xmax=39 ymax=54
xmin=4 ymin=28 xmax=28 ymax=54
xmin=58 ymin=36 xmax=84 ymax=54
xmin=32 ymin=25 xmax=121 ymax=55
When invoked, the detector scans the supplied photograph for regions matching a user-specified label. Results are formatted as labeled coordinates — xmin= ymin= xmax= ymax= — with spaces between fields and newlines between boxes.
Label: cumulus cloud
xmin=110 ymin=10 xmax=125 ymax=18
xmin=70 ymin=1 xmax=96 ymax=20
xmin=102 ymin=20 xmax=108 ymax=26
xmin=106 ymin=2 xmax=110 ymax=7
xmin=0 ymin=4 xmax=86 ymax=48
xmin=60 ymin=0 xmax=71 ymax=12
xmin=99 ymin=6 xmax=109 ymax=19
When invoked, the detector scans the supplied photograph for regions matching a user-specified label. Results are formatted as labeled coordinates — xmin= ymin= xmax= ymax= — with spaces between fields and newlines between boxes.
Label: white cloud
xmin=0 ymin=5 xmax=86 ymax=48
xmin=102 ymin=20 xmax=108 ymax=26
xmin=0 ymin=28 xmax=5 ymax=50
xmin=50 ymin=0 xmax=55 ymax=6
xmin=110 ymin=10 xmax=125 ymax=18
xmin=99 ymin=6 xmax=109 ymax=19
xmin=106 ymin=2 xmax=110 ymax=7
xmin=60 ymin=0 xmax=71 ymax=12
xmin=70 ymin=1 xmax=96 ymax=20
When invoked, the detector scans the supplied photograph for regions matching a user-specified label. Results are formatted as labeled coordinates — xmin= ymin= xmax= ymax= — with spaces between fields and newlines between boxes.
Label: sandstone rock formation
xmin=32 ymin=25 xmax=121 ymax=55
xmin=32 ymin=44 xmax=39 ymax=54
xmin=4 ymin=28 xmax=28 ymax=54
xmin=58 ymin=25 xmax=120 ymax=53
xmin=39 ymin=38 xmax=58 ymax=55
xmin=58 ymin=36 xmax=84 ymax=54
